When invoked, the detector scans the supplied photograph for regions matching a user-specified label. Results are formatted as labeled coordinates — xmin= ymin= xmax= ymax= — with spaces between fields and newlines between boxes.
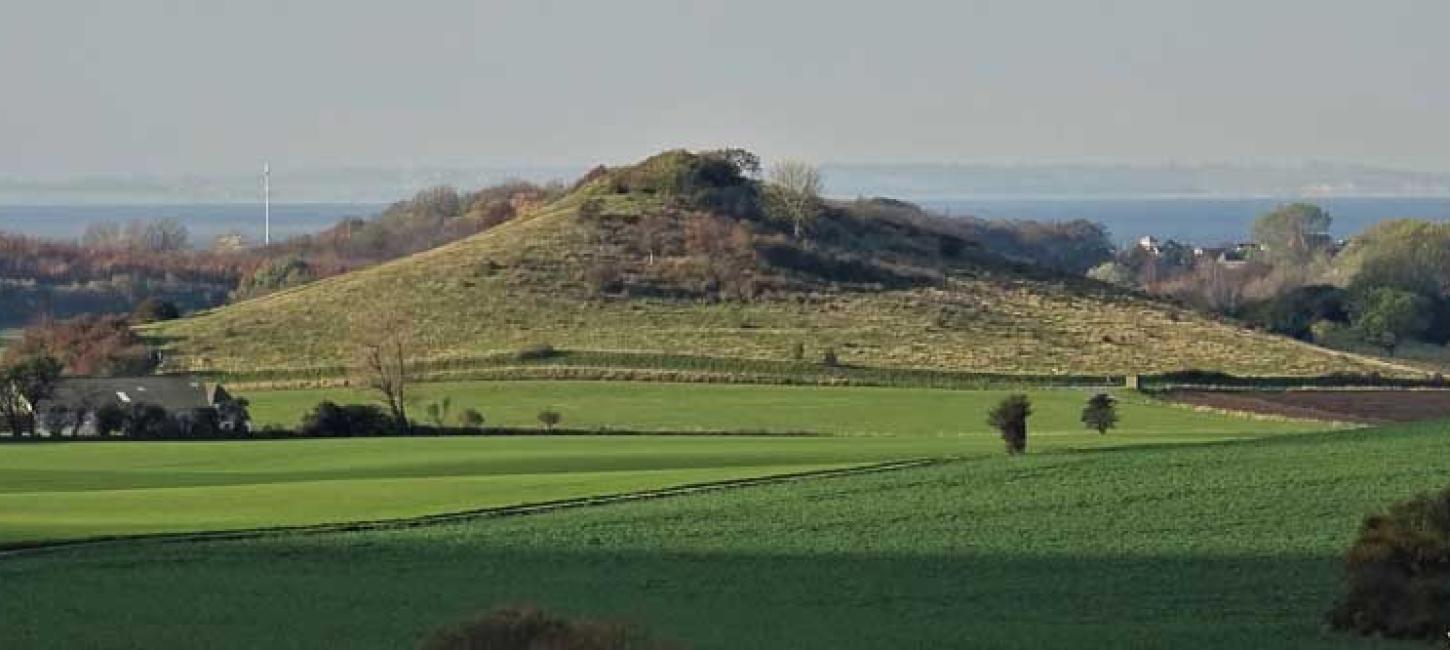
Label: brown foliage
xmin=4 ymin=315 xmax=154 ymax=376
xmin=417 ymin=605 xmax=679 ymax=650
xmin=1328 ymin=487 xmax=1450 ymax=640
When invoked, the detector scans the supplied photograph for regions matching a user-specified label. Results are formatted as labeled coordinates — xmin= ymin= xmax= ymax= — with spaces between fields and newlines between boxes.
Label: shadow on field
xmin=0 ymin=544 xmax=1406 ymax=650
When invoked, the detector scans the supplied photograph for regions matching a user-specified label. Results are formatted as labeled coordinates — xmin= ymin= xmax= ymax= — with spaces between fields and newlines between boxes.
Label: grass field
xmin=241 ymin=381 xmax=1322 ymax=434
xmin=0 ymin=385 xmax=1321 ymax=545
xmin=4 ymin=421 xmax=1444 ymax=649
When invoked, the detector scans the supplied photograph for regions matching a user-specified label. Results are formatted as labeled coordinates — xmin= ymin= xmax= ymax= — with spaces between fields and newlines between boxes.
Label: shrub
xmin=299 ymin=401 xmax=393 ymax=437
xmin=790 ymin=342 xmax=805 ymax=361
xmin=425 ymin=397 xmax=453 ymax=428
xmin=515 ymin=344 xmax=561 ymax=361
xmin=987 ymin=394 xmax=1032 ymax=455
xmin=417 ymin=604 xmax=677 ymax=650
xmin=1080 ymin=393 xmax=1118 ymax=435
xmin=132 ymin=297 xmax=181 ymax=323
xmin=538 ymin=409 xmax=562 ymax=432
xmin=1327 ymin=487 xmax=1450 ymax=640
xmin=94 ymin=403 xmax=126 ymax=436
xmin=821 ymin=347 xmax=839 ymax=367
xmin=459 ymin=408 xmax=485 ymax=430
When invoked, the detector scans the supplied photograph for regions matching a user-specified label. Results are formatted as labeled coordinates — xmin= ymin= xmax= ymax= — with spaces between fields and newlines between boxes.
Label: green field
xmin=0 ymin=384 xmax=1319 ymax=545
xmin=241 ymin=380 xmax=1319 ymax=434
xmin=4 ymin=421 xmax=1443 ymax=649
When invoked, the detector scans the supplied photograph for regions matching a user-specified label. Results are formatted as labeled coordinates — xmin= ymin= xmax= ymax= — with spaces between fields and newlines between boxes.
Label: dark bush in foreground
xmin=417 ymin=605 xmax=679 ymax=650
xmin=1327 ymin=487 xmax=1450 ymax=641
xmin=299 ymin=401 xmax=393 ymax=437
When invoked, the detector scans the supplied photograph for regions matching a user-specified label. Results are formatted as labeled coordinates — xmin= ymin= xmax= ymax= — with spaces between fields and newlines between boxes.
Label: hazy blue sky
xmin=3 ymin=0 xmax=1448 ymax=175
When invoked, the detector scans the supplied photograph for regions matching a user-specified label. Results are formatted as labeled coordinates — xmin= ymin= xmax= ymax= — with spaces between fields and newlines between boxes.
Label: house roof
xmin=37 ymin=376 xmax=216 ymax=412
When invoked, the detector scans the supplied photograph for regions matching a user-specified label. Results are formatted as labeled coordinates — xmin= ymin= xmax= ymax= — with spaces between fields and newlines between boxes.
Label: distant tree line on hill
xmin=0 ymin=180 xmax=565 ymax=327
xmin=1088 ymin=202 xmax=1450 ymax=356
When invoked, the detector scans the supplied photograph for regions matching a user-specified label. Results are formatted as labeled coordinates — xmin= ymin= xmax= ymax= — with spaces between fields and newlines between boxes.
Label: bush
xmin=515 ymin=344 xmax=561 ymax=361
xmin=132 ymin=297 xmax=181 ymax=323
xmin=94 ymin=403 xmax=126 ymax=436
xmin=1080 ymin=393 xmax=1118 ymax=435
xmin=988 ymin=394 xmax=1032 ymax=455
xmin=1327 ymin=487 xmax=1450 ymax=640
xmin=790 ymin=342 xmax=805 ymax=361
xmin=459 ymin=408 xmax=485 ymax=430
xmin=821 ymin=347 xmax=839 ymax=367
xmin=538 ymin=409 xmax=562 ymax=432
xmin=417 ymin=604 xmax=677 ymax=650
xmin=299 ymin=401 xmax=393 ymax=437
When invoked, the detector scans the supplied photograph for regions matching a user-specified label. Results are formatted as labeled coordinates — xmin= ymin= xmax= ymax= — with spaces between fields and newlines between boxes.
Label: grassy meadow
xmin=0 ymin=384 xmax=1322 ymax=545
xmin=240 ymin=380 xmax=1318 ymax=434
xmin=5 ymin=421 xmax=1445 ymax=649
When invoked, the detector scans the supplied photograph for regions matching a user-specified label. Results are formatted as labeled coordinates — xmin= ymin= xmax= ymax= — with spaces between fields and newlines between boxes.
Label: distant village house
xmin=22 ymin=376 xmax=247 ymax=436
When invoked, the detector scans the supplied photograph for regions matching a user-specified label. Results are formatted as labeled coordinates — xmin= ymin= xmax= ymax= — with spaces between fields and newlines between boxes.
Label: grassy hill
xmin=147 ymin=150 xmax=1404 ymax=378
xmin=4 ymin=421 xmax=1443 ymax=648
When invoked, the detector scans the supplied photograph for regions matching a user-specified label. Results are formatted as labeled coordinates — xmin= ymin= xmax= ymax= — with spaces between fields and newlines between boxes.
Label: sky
xmin=3 ymin=0 xmax=1449 ymax=176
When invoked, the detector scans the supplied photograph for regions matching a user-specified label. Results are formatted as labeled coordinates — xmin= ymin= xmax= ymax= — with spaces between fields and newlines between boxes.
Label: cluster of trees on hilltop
xmin=1087 ymin=203 xmax=1450 ymax=356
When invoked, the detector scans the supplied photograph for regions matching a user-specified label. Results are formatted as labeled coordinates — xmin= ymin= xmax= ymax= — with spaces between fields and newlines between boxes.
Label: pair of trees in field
xmin=986 ymin=393 xmax=1119 ymax=455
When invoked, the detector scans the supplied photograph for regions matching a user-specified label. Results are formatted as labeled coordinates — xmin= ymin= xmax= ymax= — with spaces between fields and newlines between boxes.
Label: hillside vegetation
xmin=148 ymin=150 xmax=1402 ymax=377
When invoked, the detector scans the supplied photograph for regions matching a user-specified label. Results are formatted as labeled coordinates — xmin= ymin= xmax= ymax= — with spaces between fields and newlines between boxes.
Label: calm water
xmin=920 ymin=196 xmax=1450 ymax=246
xmin=3 ymin=197 xmax=1450 ymax=249
xmin=0 ymin=203 xmax=385 ymax=246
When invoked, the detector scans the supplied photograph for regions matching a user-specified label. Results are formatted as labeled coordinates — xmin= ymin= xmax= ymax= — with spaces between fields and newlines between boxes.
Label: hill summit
xmin=150 ymin=149 xmax=1399 ymax=378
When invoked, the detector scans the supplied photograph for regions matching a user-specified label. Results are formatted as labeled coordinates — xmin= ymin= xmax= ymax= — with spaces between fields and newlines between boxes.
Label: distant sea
xmin=0 ymin=203 xmax=386 ymax=246
xmin=2 ymin=196 xmax=1450 ymax=249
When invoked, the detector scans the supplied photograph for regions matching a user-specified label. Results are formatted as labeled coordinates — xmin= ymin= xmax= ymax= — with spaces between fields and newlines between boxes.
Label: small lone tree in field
xmin=538 ymin=409 xmax=562 ymax=432
xmin=821 ymin=347 xmax=839 ymax=367
xmin=459 ymin=408 xmax=485 ymax=431
xmin=1081 ymin=393 xmax=1119 ymax=435
xmin=988 ymin=394 xmax=1032 ymax=455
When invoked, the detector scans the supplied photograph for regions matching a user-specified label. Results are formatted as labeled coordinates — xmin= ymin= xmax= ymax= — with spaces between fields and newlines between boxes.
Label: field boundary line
xmin=0 ymin=458 xmax=942 ymax=558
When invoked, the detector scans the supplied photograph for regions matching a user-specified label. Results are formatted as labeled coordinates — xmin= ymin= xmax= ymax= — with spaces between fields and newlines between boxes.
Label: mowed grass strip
xmin=4 ymin=423 xmax=1445 ymax=649
xmin=0 ymin=386 xmax=1318 ymax=544
xmin=241 ymin=381 xmax=1323 ymax=435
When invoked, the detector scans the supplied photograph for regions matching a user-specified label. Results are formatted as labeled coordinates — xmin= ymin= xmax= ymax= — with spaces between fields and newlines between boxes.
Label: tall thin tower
xmin=263 ymin=163 xmax=271 ymax=246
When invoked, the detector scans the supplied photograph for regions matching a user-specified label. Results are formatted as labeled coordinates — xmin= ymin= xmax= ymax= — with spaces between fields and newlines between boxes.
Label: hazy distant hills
xmin=5 ymin=162 xmax=1450 ymax=204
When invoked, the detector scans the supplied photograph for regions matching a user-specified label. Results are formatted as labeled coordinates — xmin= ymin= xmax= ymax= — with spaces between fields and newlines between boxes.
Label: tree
xmin=1251 ymin=203 xmax=1332 ymax=266
xmin=0 ymin=355 xmax=62 ymax=436
xmin=766 ymin=160 xmax=823 ymax=239
xmin=1080 ymin=393 xmax=1119 ymax=435
xmin=1352 ymin=287 xmax=1431 ymax=356
xmin=459 ymin=408 xmax=485 ymax=430
xmin=987 ymin=394 xmax=1032 ymax=455
xmin=352 ymin=315 xmax=416 ymax=434
xmin=538 ymin=409 xmax=562 ymax=432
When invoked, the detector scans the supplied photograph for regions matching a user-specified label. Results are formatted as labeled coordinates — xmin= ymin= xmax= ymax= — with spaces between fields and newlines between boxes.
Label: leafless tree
xmin=352 ymin=315 xmax=416 ymax=434
xmin=766 ymin=160 xmax=823 ymax=239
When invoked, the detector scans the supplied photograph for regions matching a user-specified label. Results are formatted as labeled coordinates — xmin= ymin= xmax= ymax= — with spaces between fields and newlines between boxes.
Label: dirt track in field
xmin=1162 ymin=390 xmax=1450 ymax=424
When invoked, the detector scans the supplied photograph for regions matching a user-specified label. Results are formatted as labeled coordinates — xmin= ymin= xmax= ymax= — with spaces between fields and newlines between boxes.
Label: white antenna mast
xmin=263 ymin=163 xmax=271 ymax=245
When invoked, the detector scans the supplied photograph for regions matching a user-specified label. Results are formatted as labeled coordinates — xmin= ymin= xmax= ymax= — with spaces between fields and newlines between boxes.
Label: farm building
xmin=24 ymin=376 xmax=247 ymax=436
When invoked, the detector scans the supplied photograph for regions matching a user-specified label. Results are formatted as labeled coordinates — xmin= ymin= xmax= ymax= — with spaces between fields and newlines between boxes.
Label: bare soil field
xmin=1162 ymin=389 xmax=1450 ymax=424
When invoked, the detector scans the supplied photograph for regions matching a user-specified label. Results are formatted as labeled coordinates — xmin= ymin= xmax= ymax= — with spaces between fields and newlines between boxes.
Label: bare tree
xmin=352 ymin=315 xmax=416 ymax=434
xmin=766 ymin=160 xmax=823 ymax=239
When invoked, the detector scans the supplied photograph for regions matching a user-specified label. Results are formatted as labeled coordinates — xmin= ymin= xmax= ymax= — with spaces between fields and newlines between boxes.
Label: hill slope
xmin=149 ymin=150 xmax=1402 ymax=377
